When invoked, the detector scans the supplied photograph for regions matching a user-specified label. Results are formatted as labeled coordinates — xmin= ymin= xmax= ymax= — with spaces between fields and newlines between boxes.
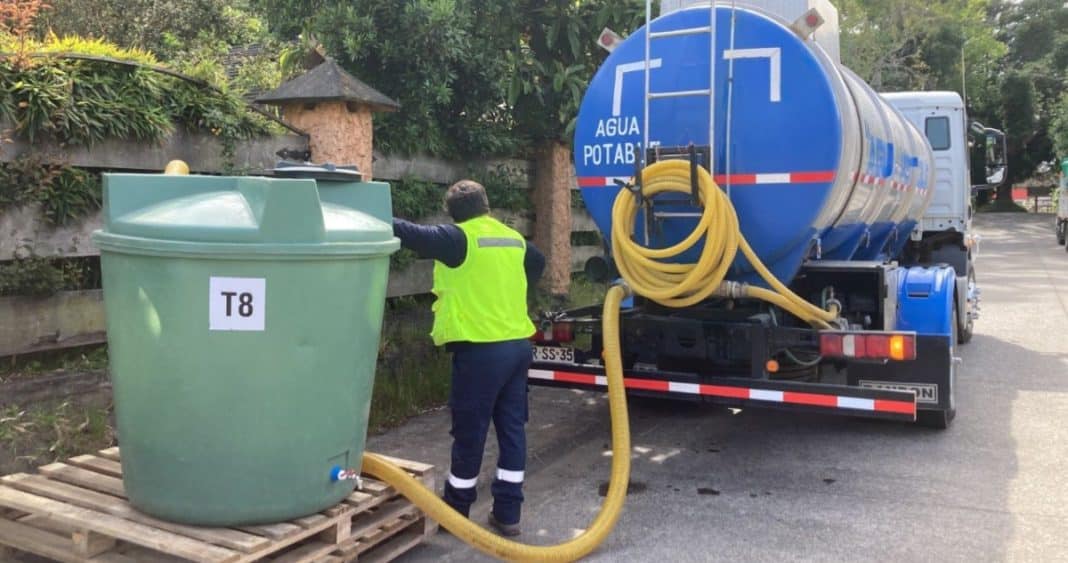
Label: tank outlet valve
xmin=330 ymin=466 xmax=363 ymax=489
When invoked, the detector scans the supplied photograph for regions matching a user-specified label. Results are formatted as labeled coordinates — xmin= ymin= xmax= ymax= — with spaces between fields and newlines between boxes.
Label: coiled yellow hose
xmin=611 ymin=160 xmax=837 ymax=328
xmin=360 ymin=158 xmax=837 ymax=562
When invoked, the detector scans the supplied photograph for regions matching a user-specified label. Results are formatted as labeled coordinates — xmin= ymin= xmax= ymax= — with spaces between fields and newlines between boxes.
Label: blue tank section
xmin=574 ymin=5 xmax=935 ymax=286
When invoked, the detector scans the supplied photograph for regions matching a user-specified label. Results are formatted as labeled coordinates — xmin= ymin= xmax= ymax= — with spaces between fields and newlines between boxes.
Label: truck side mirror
xmin=984 ymin=128 xmax=1007 ymax=185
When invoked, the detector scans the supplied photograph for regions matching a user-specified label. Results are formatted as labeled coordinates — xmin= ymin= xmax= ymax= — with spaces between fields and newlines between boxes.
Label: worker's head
xmin=444 ymin=179 xmax=490 ymax=223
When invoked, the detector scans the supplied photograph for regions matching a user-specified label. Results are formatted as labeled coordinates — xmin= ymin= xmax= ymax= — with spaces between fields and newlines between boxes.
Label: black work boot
xmin=487 ymin=513 xmax=521 ymax=537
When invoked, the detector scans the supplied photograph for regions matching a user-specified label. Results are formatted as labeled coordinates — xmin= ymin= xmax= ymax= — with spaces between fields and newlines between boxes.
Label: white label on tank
xmin=209 ymin=277 xmax=265 ymax=331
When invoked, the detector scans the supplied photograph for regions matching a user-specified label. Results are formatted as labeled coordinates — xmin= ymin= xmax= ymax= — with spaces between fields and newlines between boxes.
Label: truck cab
xmin=883 ymin=92 xmax=972 ymax=236
xmin=882 ymin=91 xmax=1003 ymax=344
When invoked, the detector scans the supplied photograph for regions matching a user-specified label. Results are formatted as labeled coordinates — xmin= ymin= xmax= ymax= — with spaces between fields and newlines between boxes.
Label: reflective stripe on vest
xmin=430 ymin=216 xmax=536 ymax=346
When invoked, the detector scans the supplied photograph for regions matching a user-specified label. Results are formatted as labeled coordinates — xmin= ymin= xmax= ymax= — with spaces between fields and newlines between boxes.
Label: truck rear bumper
xmin=528 ymin=366 xmax=918 ymax=422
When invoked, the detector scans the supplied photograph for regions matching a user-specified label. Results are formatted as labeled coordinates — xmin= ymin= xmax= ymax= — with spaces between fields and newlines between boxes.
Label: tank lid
xmin=93 ymin=174 xmax=399 ymax=257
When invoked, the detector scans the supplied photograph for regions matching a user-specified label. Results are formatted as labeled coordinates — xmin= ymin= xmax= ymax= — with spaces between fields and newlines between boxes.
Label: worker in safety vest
xmin=392 ymin=179 xmax=545 ymax=536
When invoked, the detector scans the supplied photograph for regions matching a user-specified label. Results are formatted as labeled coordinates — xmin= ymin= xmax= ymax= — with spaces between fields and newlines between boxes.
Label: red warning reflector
xmin=597 ymin=28 xmax=623 ymax=53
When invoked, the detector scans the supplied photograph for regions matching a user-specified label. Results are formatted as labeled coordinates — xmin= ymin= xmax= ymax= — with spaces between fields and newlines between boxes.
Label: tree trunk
xmin=532 ymin=140 xmax=573 ymax=297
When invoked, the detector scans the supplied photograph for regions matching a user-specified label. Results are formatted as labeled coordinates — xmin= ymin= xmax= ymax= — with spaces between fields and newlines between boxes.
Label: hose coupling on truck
xmin=611 ymin=280 xmax=634 ymax=299
xmin=713 ymin=281 xmax=749 ymax=299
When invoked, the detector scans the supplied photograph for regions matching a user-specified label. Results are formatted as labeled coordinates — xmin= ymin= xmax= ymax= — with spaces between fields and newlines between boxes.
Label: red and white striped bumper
xmin=528 ymin=368 xmax=917 ymax=421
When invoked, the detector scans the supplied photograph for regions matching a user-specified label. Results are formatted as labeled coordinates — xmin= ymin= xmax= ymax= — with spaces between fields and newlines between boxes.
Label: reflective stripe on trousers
xmin=441 ymin=339 xmax=531 ymax=525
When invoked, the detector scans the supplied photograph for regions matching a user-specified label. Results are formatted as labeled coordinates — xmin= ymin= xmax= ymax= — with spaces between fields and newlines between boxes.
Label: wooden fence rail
xmin=2 ymin=122 xmax=603 ymax=356
xmin=0 ymin=207 xmax=601 ymax=357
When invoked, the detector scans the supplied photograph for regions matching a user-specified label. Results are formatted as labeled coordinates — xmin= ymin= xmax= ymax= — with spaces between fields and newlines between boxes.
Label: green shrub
xmin=0 ymin=257 xmax=67 ymax=297
xmin=0 ymin=35 xmax=275 ymax=147
xmin=29 ymin=35 xmax=159 ymax=65
xmin=0 ymin=156 xmax=101 ymax=225
xmin=0 ymin=154 xmax=57 ymax=209
xmin=37 ymin=167 xmax=101 ymax=226
xmin=0 ymin=256 xmax=100 ymax=297
xmin=480 ymin=164 xmax=530 ymax=213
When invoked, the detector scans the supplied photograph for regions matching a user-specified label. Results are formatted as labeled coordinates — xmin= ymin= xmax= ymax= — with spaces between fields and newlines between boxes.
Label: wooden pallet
xmin=0 ymin=448 xmax=438 ymax=563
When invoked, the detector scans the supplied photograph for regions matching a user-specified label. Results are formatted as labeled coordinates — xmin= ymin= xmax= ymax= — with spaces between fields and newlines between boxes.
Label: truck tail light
xmin=819 ymin=332 xmax=916 ymax=361
xmin=532 ymin=322 xmax=575 ymax=343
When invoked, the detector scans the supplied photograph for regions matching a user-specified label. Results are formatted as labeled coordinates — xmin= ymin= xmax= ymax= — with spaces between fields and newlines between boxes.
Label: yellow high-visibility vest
xmin=430 ymin=215 xmax=536 ymax=346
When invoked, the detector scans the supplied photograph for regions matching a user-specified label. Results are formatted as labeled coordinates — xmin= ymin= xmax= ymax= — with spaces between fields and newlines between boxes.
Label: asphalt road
xmin=385 ymin=212 xmax=1068 ymax=562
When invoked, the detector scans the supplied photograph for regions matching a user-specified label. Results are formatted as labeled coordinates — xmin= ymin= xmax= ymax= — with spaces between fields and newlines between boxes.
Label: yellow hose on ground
xmin=360 ymin=158 xmax=838 ymax=561
xmin=361 ymin=285 xmax=630 ymax=562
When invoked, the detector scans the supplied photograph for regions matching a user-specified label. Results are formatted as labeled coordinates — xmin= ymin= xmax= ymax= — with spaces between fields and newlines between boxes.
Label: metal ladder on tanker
xmin=636 ymin=1 xmax=726 ymax=232
xmin=641 ymin=0 xmax=717 ymax=171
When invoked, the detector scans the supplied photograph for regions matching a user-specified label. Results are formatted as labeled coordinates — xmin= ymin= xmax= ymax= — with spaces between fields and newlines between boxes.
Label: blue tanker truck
xmin=528 ymin=0 xmax=1005 ymax=429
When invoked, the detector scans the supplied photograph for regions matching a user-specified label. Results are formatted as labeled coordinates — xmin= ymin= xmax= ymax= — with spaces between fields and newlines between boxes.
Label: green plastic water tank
xmin=93 ymin=173 xmax=399 ymax=526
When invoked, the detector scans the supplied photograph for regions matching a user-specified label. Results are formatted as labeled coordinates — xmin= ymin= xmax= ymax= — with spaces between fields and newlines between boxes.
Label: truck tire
xmin=918 ymin=300 xmax=958 ymax=429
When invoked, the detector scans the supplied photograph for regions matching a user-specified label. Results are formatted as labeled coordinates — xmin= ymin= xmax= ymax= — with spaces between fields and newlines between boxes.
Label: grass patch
xmin=0 ymin=398 xmax=115 ymax=474
xmin=369 ymin=299 xmax=451 ymax=432
xmin=564 ymin=274 xmax=611 ymax=308
xmin=532 ymin=272 xmax=611 ymax=312
xmin=0 ymin=344 xmax=108 ymax=383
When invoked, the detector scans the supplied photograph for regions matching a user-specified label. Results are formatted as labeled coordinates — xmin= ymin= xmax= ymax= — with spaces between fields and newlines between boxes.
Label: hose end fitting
xmin=610 ymin=280 xmax=634 ymax=299
xmin=714 ymin=281 xmax=749 ymax=299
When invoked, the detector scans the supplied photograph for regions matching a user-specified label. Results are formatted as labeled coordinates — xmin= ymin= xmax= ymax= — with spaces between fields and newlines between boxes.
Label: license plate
xmin=533 ymin=345 xmax=574 ymax=364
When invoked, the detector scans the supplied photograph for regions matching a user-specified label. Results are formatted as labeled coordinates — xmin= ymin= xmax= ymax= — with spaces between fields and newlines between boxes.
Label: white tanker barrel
xmin=573 ymin=4 xmax=935 ymax=285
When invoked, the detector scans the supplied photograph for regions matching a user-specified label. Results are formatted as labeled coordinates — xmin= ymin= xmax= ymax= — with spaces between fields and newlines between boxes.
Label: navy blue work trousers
xmin=441 ymin=339 xmax=531 ymax=525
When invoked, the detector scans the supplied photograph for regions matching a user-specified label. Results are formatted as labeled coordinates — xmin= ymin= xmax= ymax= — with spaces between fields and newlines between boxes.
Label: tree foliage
xmin=16 ymin=0 xmax=1068 ymax=181
xmin=36 ymin=0 xmax=245 ymax=56
xmin=988 ymin=0 xmax=1068 ymax=181
xmin=841 ymin=0 xmax=1067 ymax=183
xmin=310 ymin=1 xmax=516 ymax=158
xmin=1051 ymin=93 xmax=1068 ymax=159
xmin=839 ymin=0 xmax=1006 ymax=109
xmin=490 ymin=0 xmax=646 ymax=142
xmin=31 ymin=0 xmax=281 ymax=99
xmin=252 ymin=0 xmax=645 ymax=158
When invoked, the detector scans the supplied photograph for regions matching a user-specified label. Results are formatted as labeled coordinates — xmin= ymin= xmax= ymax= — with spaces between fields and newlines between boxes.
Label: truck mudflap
xmin=847 ymin=334 xmax=955 ymax=413
xmin=528 ymin=367 xmax=918 ymax=422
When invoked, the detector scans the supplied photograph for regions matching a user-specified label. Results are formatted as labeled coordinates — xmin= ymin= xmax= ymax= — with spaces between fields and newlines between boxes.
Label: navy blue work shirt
xmin=392 ymin=217 xmax=547 ymax=284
